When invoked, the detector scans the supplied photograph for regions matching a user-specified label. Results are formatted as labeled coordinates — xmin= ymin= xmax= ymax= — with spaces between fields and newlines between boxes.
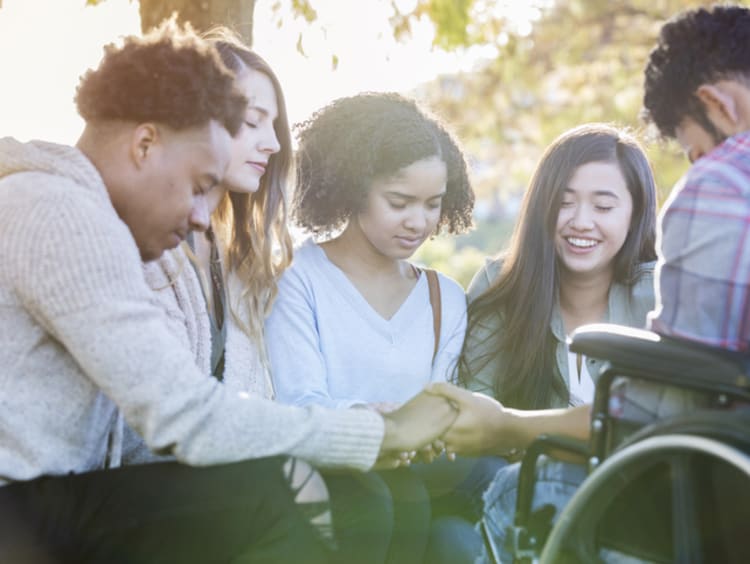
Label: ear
xmin=129 ymin=123 xmax=159 ymax=169
xmin=695 ymin=84 xmax=740 ymax=127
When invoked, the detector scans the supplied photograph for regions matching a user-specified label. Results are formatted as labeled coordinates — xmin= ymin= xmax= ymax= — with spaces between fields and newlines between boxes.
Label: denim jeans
xmin=477 ymin=457 xmax=587 ymax=563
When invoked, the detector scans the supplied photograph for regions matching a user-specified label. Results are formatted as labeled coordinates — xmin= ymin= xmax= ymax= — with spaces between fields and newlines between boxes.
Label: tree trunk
xmin=139 ymin=0 xmax=255 ymax=47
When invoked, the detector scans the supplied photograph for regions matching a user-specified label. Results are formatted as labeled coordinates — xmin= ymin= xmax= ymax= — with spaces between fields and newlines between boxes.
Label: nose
xmin=569 ymin=203 xmax=594 ymax=231
xmin=404 ymin=207 xmax=428 ymax=233
xmin=261 ymin=125 xmax=281 ymax=155
xmin=188 ymin=194 xmax=210 ymax=232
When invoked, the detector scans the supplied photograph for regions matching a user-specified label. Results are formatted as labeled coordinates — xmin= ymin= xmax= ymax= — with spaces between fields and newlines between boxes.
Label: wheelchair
xmin=490 ymin=323 xmax=750 ymax=564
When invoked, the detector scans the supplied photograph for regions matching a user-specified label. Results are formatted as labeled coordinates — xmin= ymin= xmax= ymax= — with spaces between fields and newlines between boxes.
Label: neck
xmin=323 ymin=221 xmax=403 ymax=279
xmin=76 ymin=126 xmax=110 ymax=179
xmin=558 ymin=267 xmax=613 ymax=333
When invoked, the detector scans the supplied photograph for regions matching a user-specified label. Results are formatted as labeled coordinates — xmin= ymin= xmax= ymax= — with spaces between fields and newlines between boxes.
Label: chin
xmin=140 ymin=249 xmax=162 ymax=263
xmin=228 ymin=181 xmax=260 ymax=195
xmin=139 ymin=242 xmax=170 ymax=263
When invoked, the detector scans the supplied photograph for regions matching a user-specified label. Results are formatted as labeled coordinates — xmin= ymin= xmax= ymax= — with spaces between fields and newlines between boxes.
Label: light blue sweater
xmin=267 ymin=239 xmax=468 ymax=408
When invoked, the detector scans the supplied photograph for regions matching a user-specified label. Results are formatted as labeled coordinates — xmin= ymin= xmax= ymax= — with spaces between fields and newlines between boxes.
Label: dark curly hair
xmin=643 ymin=4 xmax=750 ymax=139
xmin=292 ymin=92 xmax=474 ymax=234
xmin=76 ymin=20 xmax=246 ymax=136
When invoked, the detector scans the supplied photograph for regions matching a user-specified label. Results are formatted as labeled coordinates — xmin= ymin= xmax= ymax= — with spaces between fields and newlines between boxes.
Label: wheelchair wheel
xmin=539 ymin=433 xmax=750 ymax=564
xmin=618 ymin=409 xmax=750 ymax=452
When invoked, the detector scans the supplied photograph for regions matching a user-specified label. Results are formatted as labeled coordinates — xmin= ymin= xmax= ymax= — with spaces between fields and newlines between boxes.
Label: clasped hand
xmin=376 ymin=382 xmax=518 ymax=469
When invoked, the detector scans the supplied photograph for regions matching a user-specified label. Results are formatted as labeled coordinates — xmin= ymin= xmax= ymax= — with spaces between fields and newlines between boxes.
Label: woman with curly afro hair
xmin=269 ymin=92 xmax=473 ymax=407
xmin=266 ymin=92 xmax=488 ymax=562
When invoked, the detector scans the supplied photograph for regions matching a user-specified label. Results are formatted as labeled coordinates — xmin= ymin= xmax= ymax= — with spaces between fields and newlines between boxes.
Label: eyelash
xmin=245 ymin=121 xmax=258 ymax=129
xmin=561 ymin=202 xmax=614 ymax=212
xmin=388 ymin=202 xmax=442 ymax=210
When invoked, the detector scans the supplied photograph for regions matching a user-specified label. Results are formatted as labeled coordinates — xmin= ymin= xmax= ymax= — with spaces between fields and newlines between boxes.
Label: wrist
xmin=379 ymin=412 xmax=399 ymax=453
xmin=501 ymin=408 xmax=532 ymax=451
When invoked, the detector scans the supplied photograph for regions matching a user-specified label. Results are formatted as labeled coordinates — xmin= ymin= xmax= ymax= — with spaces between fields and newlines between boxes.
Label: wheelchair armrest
xmin=569 ymin=324 xmax=750 ymax=393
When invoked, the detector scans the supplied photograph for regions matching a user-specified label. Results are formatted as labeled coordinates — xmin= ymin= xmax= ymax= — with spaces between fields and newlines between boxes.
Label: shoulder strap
xmin=425 ymin=269 xmax=441 ymax=364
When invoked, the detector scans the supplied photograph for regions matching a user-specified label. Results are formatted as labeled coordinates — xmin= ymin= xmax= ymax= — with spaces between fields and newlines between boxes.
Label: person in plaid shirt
xmin=643 ymin=4 xmax=750 ymax=351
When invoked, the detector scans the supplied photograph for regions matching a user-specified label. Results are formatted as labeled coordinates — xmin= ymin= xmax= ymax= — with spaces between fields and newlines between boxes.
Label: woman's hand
xmin=379 ymin=390 xmax=458 ymax=455
xmin=424 ymin=382 xmax=519 ymax=456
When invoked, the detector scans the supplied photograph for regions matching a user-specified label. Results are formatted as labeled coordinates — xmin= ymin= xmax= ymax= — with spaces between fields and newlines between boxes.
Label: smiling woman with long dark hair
xmin=460 ymin=122 xmax=657 ymax=411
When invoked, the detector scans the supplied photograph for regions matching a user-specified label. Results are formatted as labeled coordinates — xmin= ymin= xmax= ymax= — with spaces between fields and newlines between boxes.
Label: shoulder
xmin=0 ymin=171 xmax=87 ymax=211
xmin=680 ymin=136 xmax=750 ymax=201
xmin=291 ymin=237 xmax=320 ymax=262
xmin=432 ymin=270 xmax=467 ymax=315
xmin=630 ymin=261 xmax=656 ymax=304
xmin=466 ymin=256 xmax=504 ymax=303
xmin=280 ymin=238 xmax=317 ymax=277
xmin=281 ymin=238 xmax=324 ymax=281
xmin=610 ymin=261 xmax=656 ymax=326
xmin=435 ymin=270 xmax=465 ymax=299
xmin=0 ymin=171 xmax=130 ymax=258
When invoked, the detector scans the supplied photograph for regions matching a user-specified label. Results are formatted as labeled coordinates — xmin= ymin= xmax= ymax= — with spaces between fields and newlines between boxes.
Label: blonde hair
xmin=208 ymin=28 xmax=295 ymax=372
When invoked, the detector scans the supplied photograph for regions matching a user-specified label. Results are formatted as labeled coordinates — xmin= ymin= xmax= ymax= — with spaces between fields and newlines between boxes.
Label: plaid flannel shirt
xmin=649 ymin=130 xmax=750 ymax=353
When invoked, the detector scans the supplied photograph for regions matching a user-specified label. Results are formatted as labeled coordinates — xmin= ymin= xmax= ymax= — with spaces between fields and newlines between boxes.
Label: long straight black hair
xmin=459 ymin=123 xmax=657 ymax=409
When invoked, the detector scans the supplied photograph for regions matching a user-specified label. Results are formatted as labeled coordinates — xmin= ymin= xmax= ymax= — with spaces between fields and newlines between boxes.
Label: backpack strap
xmin=424 ymin=269 xmax=442 ymax=364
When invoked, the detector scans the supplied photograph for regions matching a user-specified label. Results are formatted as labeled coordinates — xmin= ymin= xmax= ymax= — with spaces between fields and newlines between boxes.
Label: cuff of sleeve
xmin=308 ymin=406 xmax=385 ymax=471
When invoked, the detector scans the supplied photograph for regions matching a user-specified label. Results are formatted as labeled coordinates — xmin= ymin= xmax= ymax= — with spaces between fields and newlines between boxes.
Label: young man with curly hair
xmin=0 ymin=23 xmax=457 ymax=563
xmin=643 ymin=4 xmax=750 ymax=351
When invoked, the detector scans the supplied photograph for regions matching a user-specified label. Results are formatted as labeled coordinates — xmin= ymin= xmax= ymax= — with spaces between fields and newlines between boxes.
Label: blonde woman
xmin=127 ymin=32 xmax=456 ymax=563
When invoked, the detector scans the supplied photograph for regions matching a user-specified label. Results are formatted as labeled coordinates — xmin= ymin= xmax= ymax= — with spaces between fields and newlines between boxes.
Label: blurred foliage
xmin=85 ymin=0 xmax=743 ymax=285
xmin=414 ymin=217 xmax=516 ymax=288
xmin=406 ymin=0 xmax=733 ymax=284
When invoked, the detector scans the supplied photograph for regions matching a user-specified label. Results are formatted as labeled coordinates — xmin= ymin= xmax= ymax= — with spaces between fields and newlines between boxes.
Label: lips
xmin=565 ymin=236 xmax=599 ymax=249
xmin=395 ymin=235 xmax=424 ymax=249
xmin=248 ymin=161 xmax=267 ymax=174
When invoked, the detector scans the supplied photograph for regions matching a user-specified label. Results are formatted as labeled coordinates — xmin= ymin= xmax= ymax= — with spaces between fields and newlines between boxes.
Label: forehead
xmin=567 ymin=161 xmax=629 ymax=198
xmin=236 ymin=69 xmax=278 ymax=117
xmin=372 ymin=156 xmax=447 ymax=194
xmin=166 ymin=120 xmax=232 ymax=173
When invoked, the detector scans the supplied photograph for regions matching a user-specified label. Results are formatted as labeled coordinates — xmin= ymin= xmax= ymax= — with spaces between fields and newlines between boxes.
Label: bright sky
xmin=0 ymin=0 xmax=533 ymax=143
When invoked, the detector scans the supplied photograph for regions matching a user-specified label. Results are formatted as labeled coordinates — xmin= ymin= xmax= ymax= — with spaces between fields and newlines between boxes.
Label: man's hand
xmin=426 ymin=383 xmax=592 ymax=458
xmin=424 ymin=382 xmax=519 ymax=456
xmin=379 ymin=390 xmax=458 ymax=455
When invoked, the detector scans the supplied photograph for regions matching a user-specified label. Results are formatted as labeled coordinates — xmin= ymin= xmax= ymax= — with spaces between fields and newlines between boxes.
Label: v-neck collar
xmin=308 ymin=240 xmax=428 ymax=332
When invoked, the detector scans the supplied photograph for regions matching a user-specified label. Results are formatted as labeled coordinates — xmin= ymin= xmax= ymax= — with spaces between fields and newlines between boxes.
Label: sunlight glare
xmin=0 ymin=0 xmax=139 ymax=143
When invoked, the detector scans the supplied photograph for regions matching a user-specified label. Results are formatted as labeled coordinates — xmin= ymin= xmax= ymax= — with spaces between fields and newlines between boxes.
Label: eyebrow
xmin=247 ymin=104 xmax=277 ymax=121
xmin=564 ymin=187 xmax=621 ymax=199
xmin=386 ymin=190 xmax=446 ymax=201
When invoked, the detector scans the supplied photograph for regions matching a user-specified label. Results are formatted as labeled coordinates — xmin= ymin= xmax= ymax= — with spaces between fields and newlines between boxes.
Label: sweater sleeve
xmin=266 ymin=262 xmax=366 ymax=409
xmin=10 ymin=185 xmax=384 ymax=471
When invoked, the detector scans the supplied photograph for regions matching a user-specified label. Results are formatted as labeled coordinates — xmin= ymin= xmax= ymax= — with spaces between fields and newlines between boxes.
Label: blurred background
xmin=1 ymin=0 xmax=731 ymax=287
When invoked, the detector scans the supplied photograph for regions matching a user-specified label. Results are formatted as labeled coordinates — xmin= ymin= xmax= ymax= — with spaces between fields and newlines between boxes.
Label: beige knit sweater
xmin=0 ymin=137 xmax=384 ymax=485
xmin=123 ymin=246 xmax=276 ymax=464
